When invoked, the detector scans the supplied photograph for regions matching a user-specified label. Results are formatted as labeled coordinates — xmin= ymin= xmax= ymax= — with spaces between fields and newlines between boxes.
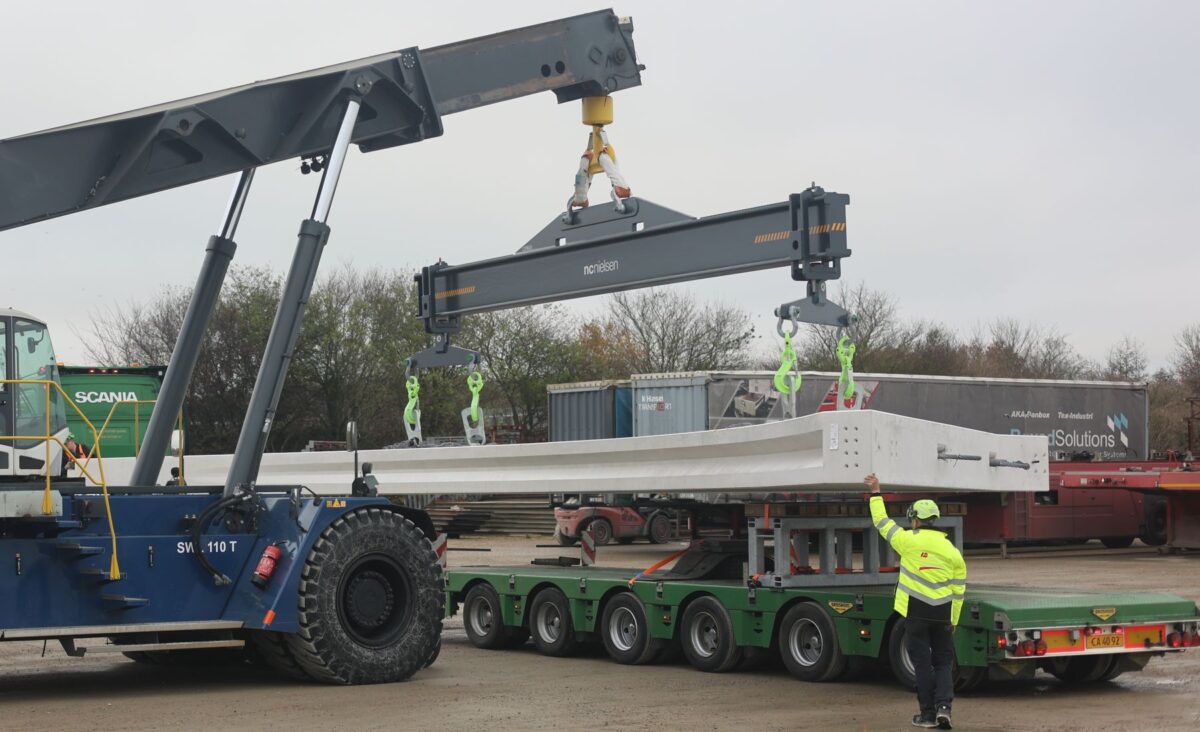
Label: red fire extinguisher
xmin=252 ymin=544 xmax=283 ymax=589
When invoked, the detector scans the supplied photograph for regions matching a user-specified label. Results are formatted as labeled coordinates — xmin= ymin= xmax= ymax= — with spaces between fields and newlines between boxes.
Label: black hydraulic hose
xmin=192 ymin=490 xmax=248 ymax=585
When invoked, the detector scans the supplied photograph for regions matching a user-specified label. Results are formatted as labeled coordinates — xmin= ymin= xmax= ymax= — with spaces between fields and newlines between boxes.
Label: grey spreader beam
xmin=0 ymin=10 xmax=641 ymax=231
xmin=417 ymin=187 xmax=853 ymax=336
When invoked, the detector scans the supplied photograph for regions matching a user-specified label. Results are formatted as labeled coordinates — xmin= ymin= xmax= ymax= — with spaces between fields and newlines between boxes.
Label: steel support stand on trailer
xmin=130 ymin=170 xmax=255 ymax=486
xmin=224 ymin=98 xmax=362 ymax=496
xmin=746 ymin=515 xmax=964 ymax=589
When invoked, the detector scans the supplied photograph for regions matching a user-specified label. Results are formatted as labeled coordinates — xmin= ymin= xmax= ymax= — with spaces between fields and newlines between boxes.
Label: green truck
xmin=58 ymin=365 xmax=177 ymax=459
xmin=445 ymin=510 xmax=1200 ymax=689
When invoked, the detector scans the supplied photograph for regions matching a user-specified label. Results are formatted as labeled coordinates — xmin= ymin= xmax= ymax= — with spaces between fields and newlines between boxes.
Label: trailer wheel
xmin=250 ymin=631 xmax=314 ymax=681
xmin=648 ymin=513 xmax=672 ymax=544
xmin=601 ymin=592 xmax=665 ymax=665
xmin=529 ymin=588 xmax=578 ymax=657
xmin=778 ymin=602 xmax=846 ymax=682
xmin=588 ymin=518 xmax=613 ymax=546
xmin=955 ymin=664 xmax=987 ymax=692
xmin=680 ymin=596 xmax=743 ymax=673
xmin=1142 ymin=497 xmax=1168 ymax=546
xmin=1048 ymin=655 xmax=1115 ymax=684
xmin=286 ymin=507 xmax=442 ymax=684
xmin=463 ymin=583 xmax=513 ymax=649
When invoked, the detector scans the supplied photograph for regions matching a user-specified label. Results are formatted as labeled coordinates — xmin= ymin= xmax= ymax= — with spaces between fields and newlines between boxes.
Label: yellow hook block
xmin=581 ymin=95 xmax=614 ymax=126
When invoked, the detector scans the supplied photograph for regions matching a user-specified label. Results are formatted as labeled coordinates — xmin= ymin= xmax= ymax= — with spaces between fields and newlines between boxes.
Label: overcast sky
xmin=3 ymin=0 xmax=1197 ymax=371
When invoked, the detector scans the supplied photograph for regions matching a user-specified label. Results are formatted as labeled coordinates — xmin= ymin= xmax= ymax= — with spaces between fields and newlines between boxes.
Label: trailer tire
xmin=529 ymin=588 xmax=578 ymax=657
xmin=680 ymin=596 xmax=743 ymax=673
xmin=648 ymin=513 xmax=672 ymax=544
xmin=600 ymin=592 xmax=665 ymax=665
xmin=463 ymin=583 xmax=513 ymax=649
xmin=778 ymin=602 xmax=847 ymax=682
xmin=1048 ymin=655 xmax=1115 ymax=684
xmin=286 ymin=507 xmax=442 ymax=685
xmin=955 ymin=664 xmax=987 ymax=692
xmin=1142 ymin=497 xmax=1168 ymax=546
xmin=588 ymin=518 xmax=613 ymax=546
xmin=886 ymin=619 xmax=975 ymax=691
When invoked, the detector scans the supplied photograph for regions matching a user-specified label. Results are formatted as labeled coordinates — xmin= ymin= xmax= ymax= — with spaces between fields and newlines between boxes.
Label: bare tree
xmin=1099 ymin=336 xmax=1149 ymax=382
xmin=590 ymin=289 xmax=757 ymax=374
xmin=1174 ymin=324 xmax=1200 ymax=394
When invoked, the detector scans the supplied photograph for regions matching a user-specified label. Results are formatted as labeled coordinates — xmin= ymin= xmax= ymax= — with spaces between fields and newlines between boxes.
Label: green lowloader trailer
xmin=445 ymin=510 xmax=1200 ymax=689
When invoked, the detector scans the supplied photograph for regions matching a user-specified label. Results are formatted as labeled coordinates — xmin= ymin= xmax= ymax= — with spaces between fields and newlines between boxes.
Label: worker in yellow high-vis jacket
xmin=865 ymin=473 xmax=966 ymax=731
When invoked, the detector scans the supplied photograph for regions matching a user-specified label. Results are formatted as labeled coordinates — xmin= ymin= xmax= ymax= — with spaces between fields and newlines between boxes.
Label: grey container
xmin=548 ymin=380 xmax=629 ymax=441
xmin=630 ymin=373 xmax=710 ymax=436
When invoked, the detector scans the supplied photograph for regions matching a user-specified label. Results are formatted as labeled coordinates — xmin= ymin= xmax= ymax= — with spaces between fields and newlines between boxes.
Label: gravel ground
xmin=1 ymin=536 xmax=1197 ymax=731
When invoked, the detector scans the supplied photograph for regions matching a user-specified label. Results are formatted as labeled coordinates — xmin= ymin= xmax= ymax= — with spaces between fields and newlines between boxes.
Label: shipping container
xmin=627 ymin=370 xmax=1148 ymax=460
xmin=629 ymin=373 xmax=709 ymax=437
xmin=547 ymin=380 xmax=632 ymax=441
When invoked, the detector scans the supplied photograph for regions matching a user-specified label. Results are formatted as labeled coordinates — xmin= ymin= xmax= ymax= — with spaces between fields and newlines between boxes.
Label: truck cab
xmin=0 ymin=308 xmax=68 ymax=480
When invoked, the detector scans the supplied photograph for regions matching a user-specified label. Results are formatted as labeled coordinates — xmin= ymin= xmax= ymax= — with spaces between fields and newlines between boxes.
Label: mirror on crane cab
xmin=170 ymin=429 xmax=183 ymax=456
xmin=345 ymin=421 xmax=358 ymax=452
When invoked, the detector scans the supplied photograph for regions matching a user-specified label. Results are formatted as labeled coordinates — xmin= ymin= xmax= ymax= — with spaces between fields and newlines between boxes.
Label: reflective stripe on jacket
xmin=869 ymin=495 xmax=968 ymax=625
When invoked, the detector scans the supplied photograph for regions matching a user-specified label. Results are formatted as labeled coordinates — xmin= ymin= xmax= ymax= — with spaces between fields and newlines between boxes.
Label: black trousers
xmin=906 ymin=618 xmax=954 ymax=714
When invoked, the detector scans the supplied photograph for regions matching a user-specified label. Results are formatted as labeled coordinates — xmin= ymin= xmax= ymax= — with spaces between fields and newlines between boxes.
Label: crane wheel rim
xmin=788 ymin=617 xmax=824 ymax=667
xmin=608 ymin=606 xmax=639 ymax=652
xmin=335 ymin=553 xmax=412 ymax=648
xmin=689 ymin=610 xmax=720 ymax=658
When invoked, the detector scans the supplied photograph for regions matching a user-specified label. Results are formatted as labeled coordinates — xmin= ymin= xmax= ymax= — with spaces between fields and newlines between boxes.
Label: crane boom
xmin=0 ymin=10 xmax=641 ymax=231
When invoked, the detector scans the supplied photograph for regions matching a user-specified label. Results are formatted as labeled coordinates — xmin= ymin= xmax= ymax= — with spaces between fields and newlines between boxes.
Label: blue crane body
xmin=0 ymin=9 xmax=856 ymax=684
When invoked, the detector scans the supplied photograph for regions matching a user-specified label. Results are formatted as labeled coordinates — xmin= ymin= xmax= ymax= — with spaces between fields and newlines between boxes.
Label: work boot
xmin=935 ymin=705 xmax=953 ymax=729
xmin=912 ymin=712 xmax=937 ymax=728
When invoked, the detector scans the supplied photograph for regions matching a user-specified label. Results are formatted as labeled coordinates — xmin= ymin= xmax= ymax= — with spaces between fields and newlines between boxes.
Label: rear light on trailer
xmin=1113 ymin=626 xmax=1123 ymax=634
xmin=996 ymin=635 xmax=1007 ymax=650
xmin=1016 ymin=640 xmax=1036 ymax=657
xmin=1167 ymin=633 xmax=1182 ymax=649
xmin=1035 ymin=640 xmax=1047 ymax=656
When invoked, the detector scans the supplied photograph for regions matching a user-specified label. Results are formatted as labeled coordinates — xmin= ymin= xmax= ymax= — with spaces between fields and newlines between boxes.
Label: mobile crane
xmin=0 ymin=9 xmax=854 ymax=684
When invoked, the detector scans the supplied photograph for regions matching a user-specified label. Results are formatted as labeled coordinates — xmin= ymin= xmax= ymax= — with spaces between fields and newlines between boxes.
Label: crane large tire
xmin=680 ymin=596 xmax=743 ymax=673
xmin=250 ymin=631 xmax=314 ymax=681
xmin=777 ymin=602 xmax=846 ymax=682
xmin=284 ymin=507 xmax=442 ymax=685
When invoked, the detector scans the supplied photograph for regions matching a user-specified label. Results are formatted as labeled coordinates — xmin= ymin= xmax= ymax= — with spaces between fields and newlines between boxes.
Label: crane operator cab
xmin=0 ymin=308 xmax=68 ymax=481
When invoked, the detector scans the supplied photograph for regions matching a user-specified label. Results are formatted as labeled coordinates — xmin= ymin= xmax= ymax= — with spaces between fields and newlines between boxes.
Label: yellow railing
xmin=0 ymin=379 xmax=121 ymax=579
xmin=81 ymin=399 xmax=185 ymax=485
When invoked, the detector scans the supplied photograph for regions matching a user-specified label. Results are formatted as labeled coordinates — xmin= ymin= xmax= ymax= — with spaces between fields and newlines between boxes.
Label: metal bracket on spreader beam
xmin=406 ymin=334 xmax=480 ymax=371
